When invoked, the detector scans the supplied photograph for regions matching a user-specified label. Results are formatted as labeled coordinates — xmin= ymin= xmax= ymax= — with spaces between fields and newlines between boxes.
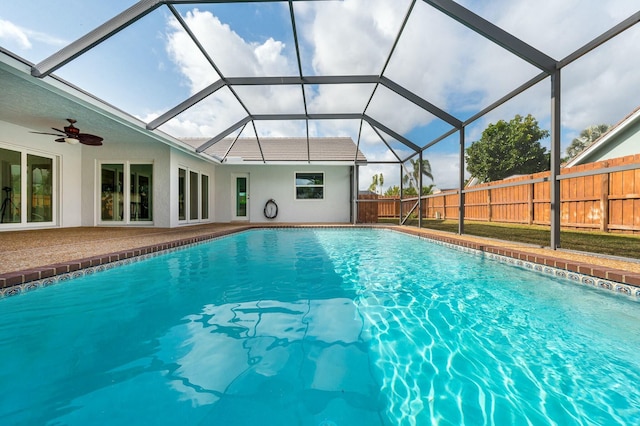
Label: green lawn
xmin=381 ymin=218 xmax=640 ymax=260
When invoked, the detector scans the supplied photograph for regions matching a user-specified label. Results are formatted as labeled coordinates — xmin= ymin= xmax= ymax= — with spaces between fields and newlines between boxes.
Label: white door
xmin=232 ymin=173 xmax=249 ymax=221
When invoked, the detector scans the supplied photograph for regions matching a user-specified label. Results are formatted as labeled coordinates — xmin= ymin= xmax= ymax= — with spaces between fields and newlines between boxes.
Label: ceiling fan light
xmin=65 ymin=137 xmax=80 ymax=145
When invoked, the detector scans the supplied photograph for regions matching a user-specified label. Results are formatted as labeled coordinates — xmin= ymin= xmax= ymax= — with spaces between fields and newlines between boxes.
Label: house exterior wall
xmin=0 ymin=120 xmax=220 ymax=230
xmin=169 ymin=148 xmax=217 ymax=227
xmin=80 ymin=137 xmax=173 ymax=227
xmin=579 ymin=120 xmax=640 ymax=163
xmin=214 ymin=164 xmax=353 ymax=223
xmin=1 ymin=120 xmax=356 ymax=230
xmin=569 ymin=115 xmax=640 ymax=166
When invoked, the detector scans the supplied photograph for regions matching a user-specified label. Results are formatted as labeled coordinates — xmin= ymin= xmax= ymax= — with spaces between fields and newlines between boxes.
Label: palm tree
xmin=566 ymin=124 xmax=610 ymax=160
xmin=403 ymin=158 xmax=433 ymax=191
xmin=368 ymin=174 xmax=379 ymax=193
xmin=368 ymin=173 xmax=386 ymax=194
xmin=384 ymin=185 xmax=400 ymax=196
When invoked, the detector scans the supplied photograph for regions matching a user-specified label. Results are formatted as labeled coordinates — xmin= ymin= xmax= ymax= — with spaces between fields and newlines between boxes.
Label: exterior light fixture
xmin=65 ymin=137 xmax=80 ymax=144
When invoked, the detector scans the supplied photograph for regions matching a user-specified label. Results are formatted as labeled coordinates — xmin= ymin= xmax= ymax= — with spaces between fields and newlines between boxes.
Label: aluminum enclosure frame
xmin=28 ymin=1 xmax=640 ymax=249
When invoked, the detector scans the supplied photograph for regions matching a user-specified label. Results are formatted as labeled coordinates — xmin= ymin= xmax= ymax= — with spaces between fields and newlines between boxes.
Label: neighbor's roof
xmin=184 ymin=137 xmax=366 ymax=164
xmin=565 ymin=105 xmax=640 ymax=167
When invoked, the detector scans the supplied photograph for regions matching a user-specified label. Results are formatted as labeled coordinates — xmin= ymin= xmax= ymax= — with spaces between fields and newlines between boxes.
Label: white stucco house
xmin=0 ymin=51 xmax=366 ymax=231
xmin=565 ymin=105 xmax=640 ymax=167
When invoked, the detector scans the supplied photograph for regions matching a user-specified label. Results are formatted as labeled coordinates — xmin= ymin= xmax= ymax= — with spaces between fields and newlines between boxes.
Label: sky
xmin=1 ymin=0 xmax=639 ymax=191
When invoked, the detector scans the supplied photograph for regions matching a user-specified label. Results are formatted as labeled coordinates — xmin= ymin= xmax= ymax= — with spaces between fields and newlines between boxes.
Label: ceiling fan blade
xmin=32 ymin=132 xmax=65 ymax=137
xmin=78 ymin=133 xmax=104 ymax=146
xmin=31 ymin=121 xmax=103 ymax=146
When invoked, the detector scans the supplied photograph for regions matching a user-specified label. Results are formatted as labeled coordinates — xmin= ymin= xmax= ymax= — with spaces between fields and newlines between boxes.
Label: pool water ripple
xmin=1 ymin=228 xmax=640 ymax=425
xmin=316 ymin=229 xmax=640 ymax=425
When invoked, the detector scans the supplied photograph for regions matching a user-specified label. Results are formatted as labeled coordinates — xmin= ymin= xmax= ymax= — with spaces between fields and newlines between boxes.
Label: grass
xmin=379 ymin=218 xmax=640 ymax=260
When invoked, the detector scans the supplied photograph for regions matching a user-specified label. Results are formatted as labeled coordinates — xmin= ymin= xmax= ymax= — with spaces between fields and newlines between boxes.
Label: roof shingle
xmin=188 ymin=137 xmax=367 ymax=163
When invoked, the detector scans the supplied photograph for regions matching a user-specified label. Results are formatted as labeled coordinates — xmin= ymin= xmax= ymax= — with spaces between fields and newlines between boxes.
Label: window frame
xmin=201 ymin=174 xmax=209 ymax=220
xmin=98 ymin=160 xmax=154 ymax=225
xmin=0 ymin=144 xmax=58 ymax=228
xmin=294 ymin=171 xmax=325 ymax=200
xmin=177 ymin=166 xmax=210 ymax=223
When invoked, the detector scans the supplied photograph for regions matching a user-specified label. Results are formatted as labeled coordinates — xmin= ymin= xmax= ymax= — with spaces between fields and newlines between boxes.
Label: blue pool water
xmin=1 ymin=228 xmax=640 ymax=425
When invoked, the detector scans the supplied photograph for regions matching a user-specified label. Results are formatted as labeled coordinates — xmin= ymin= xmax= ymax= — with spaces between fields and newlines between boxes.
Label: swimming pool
xmin=1 ymin=228 xmax=639 ymax=425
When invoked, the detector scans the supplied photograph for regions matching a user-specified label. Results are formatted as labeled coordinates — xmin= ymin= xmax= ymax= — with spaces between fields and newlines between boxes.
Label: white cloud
xmin=0 ymin=19 xmax=32 ymax=49
xmin=253 ymin=38 xmax=290 ymax=74
xmin=561 ymin=26 xmax=640 ymax=132
xmin=151 ymin=0 xmax=639 ymax=178
xmin=174 ymin=8 xmax=295 ymax=79
xmin=480 ymin=0 xmax=638 ymax=60
xmin=0 ymin=18 xmax=68 ymax=55
xmin=295 ymin=0 xmax=412 ymax=75
xmin=306 ymin=84 xmax=376 ymax=115
xmin=152 ymin=9 xmax=301 ymax=137
xmin=429 ymin=152 xmax=466 ymax=190
xmin=453 ymin=0 xmax=640 ymax=143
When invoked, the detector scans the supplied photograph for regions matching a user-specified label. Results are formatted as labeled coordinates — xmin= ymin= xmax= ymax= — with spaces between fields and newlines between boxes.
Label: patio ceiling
xmin=2 ymin=1 xmax=640 ymax=166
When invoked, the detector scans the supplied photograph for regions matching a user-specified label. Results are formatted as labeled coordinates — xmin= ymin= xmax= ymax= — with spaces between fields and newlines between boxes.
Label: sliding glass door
xmin=1 ymin=147 xmax=56 ymax=226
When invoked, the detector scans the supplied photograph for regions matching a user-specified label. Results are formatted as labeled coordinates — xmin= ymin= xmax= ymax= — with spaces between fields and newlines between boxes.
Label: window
xmin=177 ymin=167 xmax=209 ymax=222
xmin=1 ymin=147 xmax=56 ymax=226
xmin=27 ymin=154 xmax=53 ymax=223
xmin=178 ymin=168 xmax=186 ymax=221
xmin=100 ymin=162 xmax=152 ymax=223
xmin=130 ymin=164 xmax=152 ymax=221
xmin=236 ymin=175 xmax=247 ymax=217
xmin=295 ymin=172 xmax=324 ymax=199
xmin=201 ymin=174 xmax=209 ymax=220
xmin=0 ymin=148 xmax=21 ymax=224
xmin=101 ymin=164 xmax=124 ymax=221
xmin=189 ymin=171 xmax=199 ymax=220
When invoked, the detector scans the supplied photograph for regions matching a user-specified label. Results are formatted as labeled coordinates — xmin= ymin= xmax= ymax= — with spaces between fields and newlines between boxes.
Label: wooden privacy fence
xmin=359 ymin=154 xmax=640 ymax=234
xmin=357 ymin=193 xmax=379 ymax=223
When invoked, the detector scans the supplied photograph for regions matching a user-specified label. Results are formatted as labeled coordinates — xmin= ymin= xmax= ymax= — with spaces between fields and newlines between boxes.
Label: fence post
xmin=600 ymin=171 xmax=610 ymax=232
xmin=442 ymin=194 xmax=446 ymax=219
xmin=528 ymin=182 xmax=534 ymax=225
xmin=487 ymin=189 xmax=492 ymax=222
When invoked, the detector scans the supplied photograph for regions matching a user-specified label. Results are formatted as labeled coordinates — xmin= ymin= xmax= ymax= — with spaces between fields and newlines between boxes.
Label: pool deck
xmin=1 ymin=223 xmax=639 ymax=291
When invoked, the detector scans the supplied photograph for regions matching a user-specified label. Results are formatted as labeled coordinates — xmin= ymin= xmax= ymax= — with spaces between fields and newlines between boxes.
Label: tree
xmin=368 ymin=174 xmax=378 ymax=193
xmin=403 ymin=158 xmax=433 ymax=191
xmin=384 ymin=185 xmax=400 ymax=196
xmin=401 ymin=184 xmax=434 ymax=197
xmin=368 ymin=173 xmax=385 ymax=194
xmin=465 ymin=114 xmax=550 ymax=183
xmin=565 ymin=124 xmax=610 ymax=161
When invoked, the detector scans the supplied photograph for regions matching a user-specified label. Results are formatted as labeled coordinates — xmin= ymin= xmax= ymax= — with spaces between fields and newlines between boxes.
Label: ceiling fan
xmin=31 ymin=118 xmax=103 ymax=146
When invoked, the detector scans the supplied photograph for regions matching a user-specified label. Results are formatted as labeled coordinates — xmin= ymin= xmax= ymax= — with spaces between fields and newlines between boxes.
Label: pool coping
xmin=1 ymin=224 xmax=639 ymax=297
xmin=393 ymin=227 xmax=640 ymax=298
xmin=0 ymin=225 xmax=253 ymax=292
